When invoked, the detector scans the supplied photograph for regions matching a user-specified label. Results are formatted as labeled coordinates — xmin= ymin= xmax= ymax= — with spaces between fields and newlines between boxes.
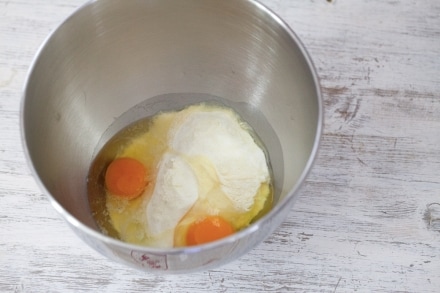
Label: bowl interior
xmin=23 ymin=0 xmax=321 ymax=238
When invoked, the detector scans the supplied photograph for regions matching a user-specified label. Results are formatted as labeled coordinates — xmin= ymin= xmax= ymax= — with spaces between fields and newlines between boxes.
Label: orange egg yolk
xmin=186 ymin=216 xmax=234 ymax=246
xmin=105 ymin=157 xmax=147 ymax=199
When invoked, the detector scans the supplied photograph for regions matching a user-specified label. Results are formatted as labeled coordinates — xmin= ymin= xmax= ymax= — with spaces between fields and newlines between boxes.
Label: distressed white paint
xmin=1 ymin=0 xmax=439 ymax=292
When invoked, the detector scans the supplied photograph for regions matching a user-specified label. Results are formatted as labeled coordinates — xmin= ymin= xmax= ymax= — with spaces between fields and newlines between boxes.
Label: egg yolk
xmin=105 ymin=157 xmax=147 ymax=200
xmin=186 ymin=216 xmax=234 ymax=246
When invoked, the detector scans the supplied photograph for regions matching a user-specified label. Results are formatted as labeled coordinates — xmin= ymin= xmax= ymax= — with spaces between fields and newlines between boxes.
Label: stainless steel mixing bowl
xmin=21 ymin=0 xmax=322 ymax=273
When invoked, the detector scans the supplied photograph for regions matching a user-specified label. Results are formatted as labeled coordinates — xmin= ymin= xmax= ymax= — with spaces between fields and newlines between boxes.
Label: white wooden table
xmin=1 ymin=0 xmax=439 ymax=292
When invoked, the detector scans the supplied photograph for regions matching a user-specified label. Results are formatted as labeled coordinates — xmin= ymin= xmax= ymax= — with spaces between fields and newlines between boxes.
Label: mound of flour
xmin=146 ymin=105 xmax=270 ymax=241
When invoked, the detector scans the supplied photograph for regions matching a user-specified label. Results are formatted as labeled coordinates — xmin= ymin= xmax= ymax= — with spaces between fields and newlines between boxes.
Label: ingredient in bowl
xmin=186 ymin=216 xmax=234 ymax=246
xmin=170 ymin=109 xmax=269 ymax=211
xmin=146 ymin=153 xmax=199 ymax=238
xmin=105 ymin=157 xmax=148 ymax=200
xmin=88 ymin=103 xmax=273 ymax=248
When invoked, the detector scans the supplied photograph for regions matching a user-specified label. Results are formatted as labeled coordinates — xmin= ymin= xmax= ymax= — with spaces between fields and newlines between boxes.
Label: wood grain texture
xmin=1 ymin=0 xmax=439 ymax=292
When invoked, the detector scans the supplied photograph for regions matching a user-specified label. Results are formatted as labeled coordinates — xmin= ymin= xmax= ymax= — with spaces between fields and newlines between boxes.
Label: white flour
xmin=146 ymin=107 xmax=270 ymax=240
xmin=170 ymin=109 xmax=270 ymax=211
xmin=146 ymin=153 xmax=199 ymax=237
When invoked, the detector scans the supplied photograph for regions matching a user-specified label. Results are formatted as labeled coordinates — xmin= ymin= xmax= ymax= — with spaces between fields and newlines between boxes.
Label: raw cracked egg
xmin=87 ymin=103 xmax=273 ymax=248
